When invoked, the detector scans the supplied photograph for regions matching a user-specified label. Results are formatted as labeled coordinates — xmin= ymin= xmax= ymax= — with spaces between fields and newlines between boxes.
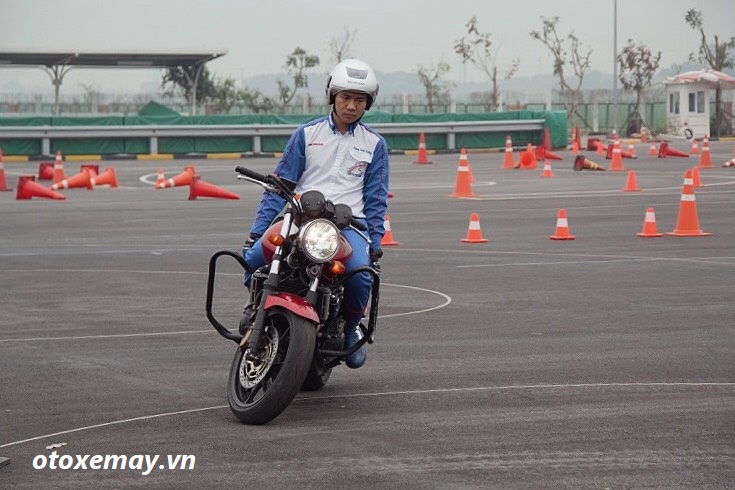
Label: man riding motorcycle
xmin=242 ymin=59 xmax=390 ymax=368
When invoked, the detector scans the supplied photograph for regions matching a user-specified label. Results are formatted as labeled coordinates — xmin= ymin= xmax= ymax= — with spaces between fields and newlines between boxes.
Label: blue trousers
xmin=243 ymin=227 xmax=372 ymax=330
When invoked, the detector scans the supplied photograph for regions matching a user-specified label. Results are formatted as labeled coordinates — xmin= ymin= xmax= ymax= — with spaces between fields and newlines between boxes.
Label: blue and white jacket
xmin=249 ymin=113 xmax=389 ymax=249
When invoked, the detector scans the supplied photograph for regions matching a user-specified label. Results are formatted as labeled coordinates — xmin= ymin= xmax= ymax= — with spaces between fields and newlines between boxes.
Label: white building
xmin=664 ymin=69 xmax=735 ymax=139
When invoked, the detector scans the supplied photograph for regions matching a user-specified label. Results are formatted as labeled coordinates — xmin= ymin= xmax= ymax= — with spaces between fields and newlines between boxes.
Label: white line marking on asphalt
xmin=2 ymin=382 xmax=732 ymax=449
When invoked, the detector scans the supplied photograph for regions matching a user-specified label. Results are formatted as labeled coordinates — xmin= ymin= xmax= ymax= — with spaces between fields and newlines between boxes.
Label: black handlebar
xmin=235 ymin=166 xmax=267 ymax=182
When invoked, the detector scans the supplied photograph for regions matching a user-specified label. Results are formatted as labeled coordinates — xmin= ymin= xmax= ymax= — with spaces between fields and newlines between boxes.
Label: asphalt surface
xmin=1 ymin=140 xmax=734 ymax=488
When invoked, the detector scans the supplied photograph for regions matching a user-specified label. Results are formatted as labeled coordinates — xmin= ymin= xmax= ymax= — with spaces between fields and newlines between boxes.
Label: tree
xmin=329 ymin=26 xmax=358 ymax=64
xmin=417 ymin=62 xmax=451 ymax=113
xmin=685 ymin=8 xmax=735 ymax=137
xmin=161 ymin=64 xmax=216 ymax=115
xmin=530 ymin=16 xmax=591 ymax=129
xmin=454 ymin=16 xmax=518 ymax=111
xmin=617 ymin=39 xmax=661 ymax=135
xmin=275 ymin=47 xmax=320 ymax=111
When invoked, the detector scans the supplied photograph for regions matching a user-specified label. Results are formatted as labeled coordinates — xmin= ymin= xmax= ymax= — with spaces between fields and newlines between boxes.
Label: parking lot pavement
xmin=1 ymin=141 xmax=734 ymax=487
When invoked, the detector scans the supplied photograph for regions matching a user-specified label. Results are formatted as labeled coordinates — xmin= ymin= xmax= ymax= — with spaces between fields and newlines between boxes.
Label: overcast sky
xmin=1 ymin=0 xmax=733 ymax=94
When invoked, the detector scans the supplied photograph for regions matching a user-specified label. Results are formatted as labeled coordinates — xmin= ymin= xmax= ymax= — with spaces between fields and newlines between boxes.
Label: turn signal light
xmin=267 ymin=233 xmax=285 ymax=246
xmin=329 ymin=260 xmax=345 ymax=275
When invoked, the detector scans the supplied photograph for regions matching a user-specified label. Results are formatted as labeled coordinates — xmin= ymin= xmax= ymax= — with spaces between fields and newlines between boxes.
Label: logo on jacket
xmin=347 ymin=162 xmax=366 ymax=178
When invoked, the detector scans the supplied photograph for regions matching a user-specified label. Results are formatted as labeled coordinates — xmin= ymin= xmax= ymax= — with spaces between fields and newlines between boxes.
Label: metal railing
xmin=0 ymin=119 xmax=545 ymax=155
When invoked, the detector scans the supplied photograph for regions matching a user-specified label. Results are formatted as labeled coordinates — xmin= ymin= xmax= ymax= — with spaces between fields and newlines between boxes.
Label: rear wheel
xmin=227 ymin=308 xmax=315 ymax=425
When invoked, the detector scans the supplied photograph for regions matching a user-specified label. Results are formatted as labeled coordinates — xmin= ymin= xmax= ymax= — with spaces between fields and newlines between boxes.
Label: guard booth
xmin=664 ymin=69 xmax=735 ymax=139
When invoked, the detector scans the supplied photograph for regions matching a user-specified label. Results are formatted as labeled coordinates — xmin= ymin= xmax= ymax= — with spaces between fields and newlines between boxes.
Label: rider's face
xmin=333 ymin=91 xmax=368 ymax=126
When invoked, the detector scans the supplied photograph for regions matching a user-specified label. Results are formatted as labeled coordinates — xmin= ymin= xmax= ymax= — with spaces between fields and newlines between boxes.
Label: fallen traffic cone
xmin=723 ymin=158 xmax=735 ymax=168
xmin=658 ymin=141 xmax=689 ymax=158
xmin=380 ymin=215 xmax=400 ymax=246
xmin=50 ymin=168 xmax=92 ymax=191
xmin=414 ymin=132 xmax=431 ymax=164
xmin=608 ymin=140 xmax=624 ymax=171
xmin=80 ymin=164 xmax=99 ymax=178
xmin=622 ymin=170 xmax=641 ymax=192
xmin=0 ymin=148 xmax=11 ymax=191
xmin=38 ymin=162 xmax=54 ymax=180
xmin=689 ymin=166 xmax=702 ymax=188
xmin=461 ymin=213 xmax=489 ymax=243
xmin=51 ymin=150 xmax=66 ymax=184
xmin=550 ymin=209 xmax=575 ymax=240
xmin=188 ymin=176 xmax=240 ymax=200
xmin=540 ymin=159 xmax=554 ymax=178
xmin=648 ymin=141 xmax=657 ymax=155
xmin=155 ymin=168 xmax=166 ymax=187
xmin=636 ymin=207 xmax=663 ymax=238
xmin=502 ymin=135 xmax=516 ymax=169
xmin=698 ymin=135 xmax=712 ymax=169
xmin=574 ymin=155 xmax=606 ymax=171
xmin=16 ymin=175 xmax=65 ymax=200
xmin=536 ymin=144 xmax=563 ymax=161
xmin=665 ymin=169 xmax=711 ymax=237
xmin=90 ymin=167 xmax=118 ymax=188
xmin=450 ymin=150 xmax=478 ymax=198
xmin=156 ymin=166 xmax=196 ymax=189
xmin=586 ymin=137 xmax=601 ymax=151
xmin=690 ymin=139 xmax=699 ymax=154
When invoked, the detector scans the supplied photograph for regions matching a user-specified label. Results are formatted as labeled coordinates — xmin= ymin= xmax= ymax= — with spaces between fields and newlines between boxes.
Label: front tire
xmin=301 ymin=357 xmax=332 ymax=391
xmin=227 ymin=308 xmax=315 ymax=425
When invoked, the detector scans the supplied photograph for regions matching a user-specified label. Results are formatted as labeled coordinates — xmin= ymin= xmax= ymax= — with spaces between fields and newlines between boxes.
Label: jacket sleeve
xmin=363 ymin=136 xmax=390 ymax=249
xmin=248 ymin=127 xmax=306 ymax=236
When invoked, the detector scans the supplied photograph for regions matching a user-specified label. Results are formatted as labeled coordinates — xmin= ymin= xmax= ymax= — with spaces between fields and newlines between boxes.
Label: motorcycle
xmin=205 ymin=166 xmax=381 ymax=425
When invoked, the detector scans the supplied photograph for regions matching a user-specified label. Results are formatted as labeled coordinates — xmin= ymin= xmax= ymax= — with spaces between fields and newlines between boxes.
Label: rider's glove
xmin=370 ymin=248 xmax=383 ymax=271
xmin=243 ymin=233 xmax=261 ymax=254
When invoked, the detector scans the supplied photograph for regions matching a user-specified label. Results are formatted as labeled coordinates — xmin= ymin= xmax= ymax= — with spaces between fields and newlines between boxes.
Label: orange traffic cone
xmin=698 ymin=135 xmax=712 ymax=169
xmin=571 ymin=138 xmax=579 ymax=155
xmin=457 ymin=148 xmax=475 ymax=183
xmin=156 ymin=166 xmax=196 ymax=189
xmin=51 ymin=150 xmax=66 ymax=184
xmin=16 ymin=175 xmax=65 ymax=200
xmin=690 ymin=139 xmax=699 ymax=154
xmin=722 ymin=158 xmax=735 ymax=168
xmin=636 ymin=207 xmax=663 ymax=238
xmin=611 ymin=129 xmax=619 ymax=141
xmin=519 ymin=143 xmax=538 ymax=170
xmin=647 ymin=141 xmax=657 ymax=155
xmin=665 ymin=169 xmax=711 ymax=237
xmin=608 ymin=140 xmax=624 ymax=171
xmin=0 ymin=148 xmax=11 ymax=191
xmin=540 ymin=159 xmax=554 ymax=178
xmin=90 ymin=167 xmax=118 ymax=188
xmin=573 ymin=126 xmax=581 ymax=151
xmin=622 ymin=170 xmax=641 ymax=192
xmin=50 ymin=168 xmax=93 ymax=191
xmin=626 ymin=144 xmax=637 ymax=159
xmin=550 ymin=209 xmax=575 ymax=240
xmin=380 ymin=215 xmax=400 ymax=246
xmin=414 ymin=132 xmax=431 ymax=164
xmin=658 ymin=141 xmax=689 ymax=158
xmin=574 ymin=155 xmax=606 ymax=171
xmin=461 ymin=213 xmax=489 ymax=243
xmin=502 ymin=135 xmax=516 ymax=169
xmin=691 ymin=166 xmax=703 ymax=188
xmin=188 ymin=176 xmax=240 ymax=200
xmin=155 ymin=169 xmax=166 ymax=187
xmin=595 ymin=140 xmax=605 ymax=156
xmin=640 ymin=128 xmax=648 ymax=143
xmin=38 ymin=162 xmax=54 ymax=180
xmin=450 ymin=150 xmax=478 ymax=198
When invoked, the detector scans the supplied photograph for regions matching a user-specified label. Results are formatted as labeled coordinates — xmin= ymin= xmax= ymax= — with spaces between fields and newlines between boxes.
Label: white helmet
xmin=325 ymin=59 xmax=379 ymax=110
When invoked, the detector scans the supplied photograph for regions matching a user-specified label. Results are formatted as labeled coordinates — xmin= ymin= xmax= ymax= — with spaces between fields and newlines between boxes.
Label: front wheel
xmin=227 ymin=308 xmax=315 ymax=425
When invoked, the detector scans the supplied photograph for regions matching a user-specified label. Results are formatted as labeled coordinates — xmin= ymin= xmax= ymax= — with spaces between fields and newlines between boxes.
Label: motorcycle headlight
xmin=299 ymin=219 xmax=340 ymax=263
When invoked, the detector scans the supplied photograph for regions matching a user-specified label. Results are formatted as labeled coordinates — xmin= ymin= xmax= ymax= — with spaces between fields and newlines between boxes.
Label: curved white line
xmin=1 ymin=381 xmax=732 ymax=449
xmin=0 ymin=280 xmax=451 ymax=343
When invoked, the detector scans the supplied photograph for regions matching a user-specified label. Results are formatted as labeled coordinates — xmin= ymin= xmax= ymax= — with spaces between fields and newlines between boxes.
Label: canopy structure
xmin=0 ymin=50 xmax=227 ymax=115
xmin=664 ymin=69 xmax=735 ymax=89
